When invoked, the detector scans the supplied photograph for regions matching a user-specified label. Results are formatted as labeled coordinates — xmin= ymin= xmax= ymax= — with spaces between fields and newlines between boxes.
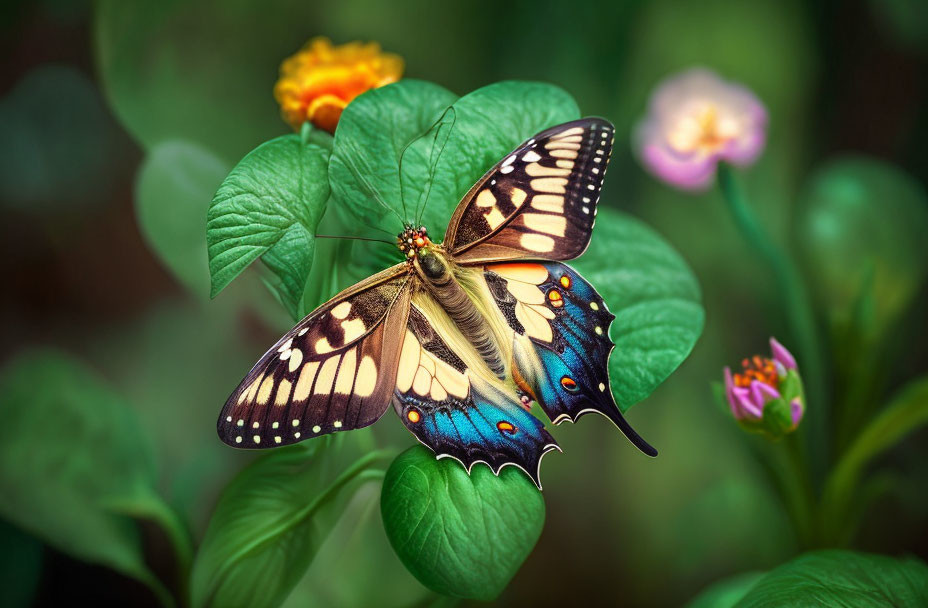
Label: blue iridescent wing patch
xmin=392 ymin=306 xmax=560 ymax=487
xmin=485 ymin=262 xmax=657 ymax=456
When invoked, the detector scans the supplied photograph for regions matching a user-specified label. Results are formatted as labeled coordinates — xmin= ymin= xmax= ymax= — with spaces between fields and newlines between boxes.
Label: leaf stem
xmin=820 ymin=377 xmax=928 ymax=544
xmin=717 ymin=164 xmax=827 ymax=485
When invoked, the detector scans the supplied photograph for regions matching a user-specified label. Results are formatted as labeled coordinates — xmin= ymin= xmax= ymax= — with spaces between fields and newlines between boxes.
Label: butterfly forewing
xmin=218 ymin=264 xmax=411 ymax=448
xmin=444 ymin=118 xmax=614 ymax=264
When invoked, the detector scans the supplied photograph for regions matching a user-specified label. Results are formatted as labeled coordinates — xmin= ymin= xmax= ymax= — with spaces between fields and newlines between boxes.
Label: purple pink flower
xmin=724 ymin=338 xmax=804 ymax=437
xmin=634 ymin=68 xmax=768 ymax=191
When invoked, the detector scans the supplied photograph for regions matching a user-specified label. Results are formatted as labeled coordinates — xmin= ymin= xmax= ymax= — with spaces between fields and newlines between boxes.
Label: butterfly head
xmin=397 ymin=224 xmax=432 ymax=260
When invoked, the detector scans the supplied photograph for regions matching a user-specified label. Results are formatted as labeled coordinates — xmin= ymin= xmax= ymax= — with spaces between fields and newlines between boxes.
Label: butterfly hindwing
xmin=218 ymin=265 xmax=411 ymax=448
xmin=485 ymin=262 xmax=657 ymax=456
xmin=444 ymin=118 xmax=614 ymax=264
xmin=392 ymin=302 xmax=560 ymax=487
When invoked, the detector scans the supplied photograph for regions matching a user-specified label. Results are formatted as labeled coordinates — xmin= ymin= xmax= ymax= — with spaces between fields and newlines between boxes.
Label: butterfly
xmin=217 ymin=117 xmax=657 ymax=488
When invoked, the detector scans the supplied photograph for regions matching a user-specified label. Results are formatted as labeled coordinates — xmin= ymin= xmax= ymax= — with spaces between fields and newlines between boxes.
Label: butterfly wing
xmin=443 ymin=118 xmax=614 ymax=264
xmin=484 ymin=262 xmax=657 ymax=456
xmin=392 ymin=300 xmax=560 ymax=487
xmin=218 ymin=264 xmax=412 ymax=448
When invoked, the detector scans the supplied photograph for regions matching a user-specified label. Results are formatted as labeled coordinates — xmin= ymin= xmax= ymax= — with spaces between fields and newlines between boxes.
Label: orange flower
xmin=274 ymin=37 xmax=404 ymax=133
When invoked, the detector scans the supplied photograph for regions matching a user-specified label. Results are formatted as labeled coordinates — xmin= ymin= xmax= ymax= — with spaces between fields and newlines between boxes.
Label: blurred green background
xmin=1 ymin=0 xmax=926 ymax=606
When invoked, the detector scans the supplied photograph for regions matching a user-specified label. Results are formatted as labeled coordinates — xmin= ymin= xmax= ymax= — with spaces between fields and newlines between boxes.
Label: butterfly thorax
xmin=411 ymin=244 xmax=507 ymax=380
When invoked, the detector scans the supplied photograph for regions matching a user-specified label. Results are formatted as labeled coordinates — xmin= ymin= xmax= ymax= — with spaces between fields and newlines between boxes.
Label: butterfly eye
xmin=407 ymin=409 xmax=421 ymax=423
xmin=497 ymin=421 xmax=517 ymax=434
xmin=548 ymin=289 xmax=564 ymax=308
xmin=560 ymin=376 xmax=579 ymax=392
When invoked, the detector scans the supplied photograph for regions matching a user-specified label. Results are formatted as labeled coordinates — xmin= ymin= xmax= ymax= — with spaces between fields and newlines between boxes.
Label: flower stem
xmin=717 ymin=163 xmax=827 ymax=485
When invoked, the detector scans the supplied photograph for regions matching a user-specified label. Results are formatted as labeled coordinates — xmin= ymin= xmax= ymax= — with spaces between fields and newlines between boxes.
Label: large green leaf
xmin=190 ymin=437 xmax=390 ymax=608
xmin=380 ymin=445 xmax=545 ymax=601
xmin=797 ymin=156 xmax=928 ymax=338
xmin=0 ymin=350 xmax=177 ymax=605
xmin=136 ymin=140 xmax=230 ymax=298
xmin=735 ymin=550 xmax=928 ymax=607
xmin=207 ymin=134 xmax=329 ymax=320
xmin=328 ymin=79 xmax=458 ymax=234
xmin=573 ymin=208 xmax=704 ymax=411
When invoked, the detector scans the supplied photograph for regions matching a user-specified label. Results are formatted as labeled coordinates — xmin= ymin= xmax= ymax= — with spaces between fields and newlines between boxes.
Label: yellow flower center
xmin=666 ymin=103 xmax=740 ymax=155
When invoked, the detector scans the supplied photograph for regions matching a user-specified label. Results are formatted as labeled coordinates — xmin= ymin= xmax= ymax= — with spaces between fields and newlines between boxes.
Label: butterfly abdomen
xmin=414 ymin=249 xmax=505 ymax=378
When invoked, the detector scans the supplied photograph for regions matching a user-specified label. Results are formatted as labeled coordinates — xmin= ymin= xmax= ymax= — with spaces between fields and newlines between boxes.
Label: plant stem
xmin=717 ymin=164 xmax=827 ymax=486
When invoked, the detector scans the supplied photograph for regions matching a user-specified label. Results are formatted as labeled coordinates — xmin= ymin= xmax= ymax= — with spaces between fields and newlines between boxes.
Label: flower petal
xmin=769 ymin=337 xmax=797 ymax=370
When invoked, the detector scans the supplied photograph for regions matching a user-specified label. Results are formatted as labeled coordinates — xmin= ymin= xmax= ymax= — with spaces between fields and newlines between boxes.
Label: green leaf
xmin=136 ymin=140 xmax=230 ymax=298
xmin=735 ymin=550 xmax=928 ymax=607
xmin=685 ymin=571 xmax=764 ymax=608
xmin=328 ymin=79 xmax=458 ymax=234
xmin=380 ymin=445 xmax=545 ymax=601
xmin=797 ymin=156 xmax=928 ymax=337
xmin=190 ymin=437 xmax=389 ymax=608
xmin=0 ymin=349 xmax=175 ymax=605
xmin=207 ymin=134 xmax=329 ymax=320
xmin=573 ymin=208 xmax=704 ymax=411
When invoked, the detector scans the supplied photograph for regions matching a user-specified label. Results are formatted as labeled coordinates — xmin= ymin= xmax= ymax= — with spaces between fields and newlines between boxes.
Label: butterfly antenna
xmin=315 ymin=234 xmax=395 ymax=246
xmin=340 ymin=160 xmax=407 ymax=227
xmin=414 ymin=108 xmax=457 ymax=226
xmin=396 ymin=106 xmax=457 ymax=226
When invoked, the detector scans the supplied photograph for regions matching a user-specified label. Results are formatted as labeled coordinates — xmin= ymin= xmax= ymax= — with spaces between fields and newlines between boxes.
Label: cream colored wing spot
xmin=555 ymin=159 xmax=575 ymax=169
xmin=530 ymin=195 xmax=565 ymax=213
xmin=483 ymin=206 xmax=507 ymax=229
xmin=396 ymin=326 xmax=469 ymax=401
xmin=553 ymin=126 xmax=584 ymax=138
xmin=355 ymin=355 xmax=378 ymax=397
xmin=313 ymin=355 xmax=340 ymax=395
xmin=530 ymin=177 xmax=567 ymax=194
xmin=396 ymin=330 xmax=421 ymax=393
xmin=522 ymin=150 xmax=542 ymax=162
xmin=256 ymin=375 xmax=275 ymax=406
xmin=515 ymin=302 xmax=554 ymax=343
xmin=520 ymin=233 xmax=556 ymax=253
xmin=525 ymin=162 xmax=571 ymax=178
xmin=274 ymin=378 xmax=292 ymax=406
xmin=340 ymin=318 xmax=366 ymax=343
xmin=293 ymin=360 xmax=320 ymax=402
xmin=523 ymin=213 xmax=567 ymax=237
xmin=550 ymin=149 xmax=579 ymax=159
xmin=476 ymin=189 xmax=496 ymax=207
xmin=314 ymin=337 xmax=335 ymax=355
xmin=333 ymin=348 xmax=357 ymax=395
xmin=505 ymin=280 xmax=545 ymax=304
xmin=545 ymin=141 xmax=581 ymax=151
xmin=287 ymin=348 xmax=303 ymax=373
xmin=330 ymin=301 xmax=352 ymax=319
xmin=510 ymin=187 xmax=527 ymax=207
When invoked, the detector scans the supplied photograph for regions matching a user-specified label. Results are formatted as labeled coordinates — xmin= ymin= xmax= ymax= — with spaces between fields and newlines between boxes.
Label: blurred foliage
xmin=136 ymin=140 xmax=230 ymax=299
xmin=0 ymin=350 xmax=184 ymax=605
